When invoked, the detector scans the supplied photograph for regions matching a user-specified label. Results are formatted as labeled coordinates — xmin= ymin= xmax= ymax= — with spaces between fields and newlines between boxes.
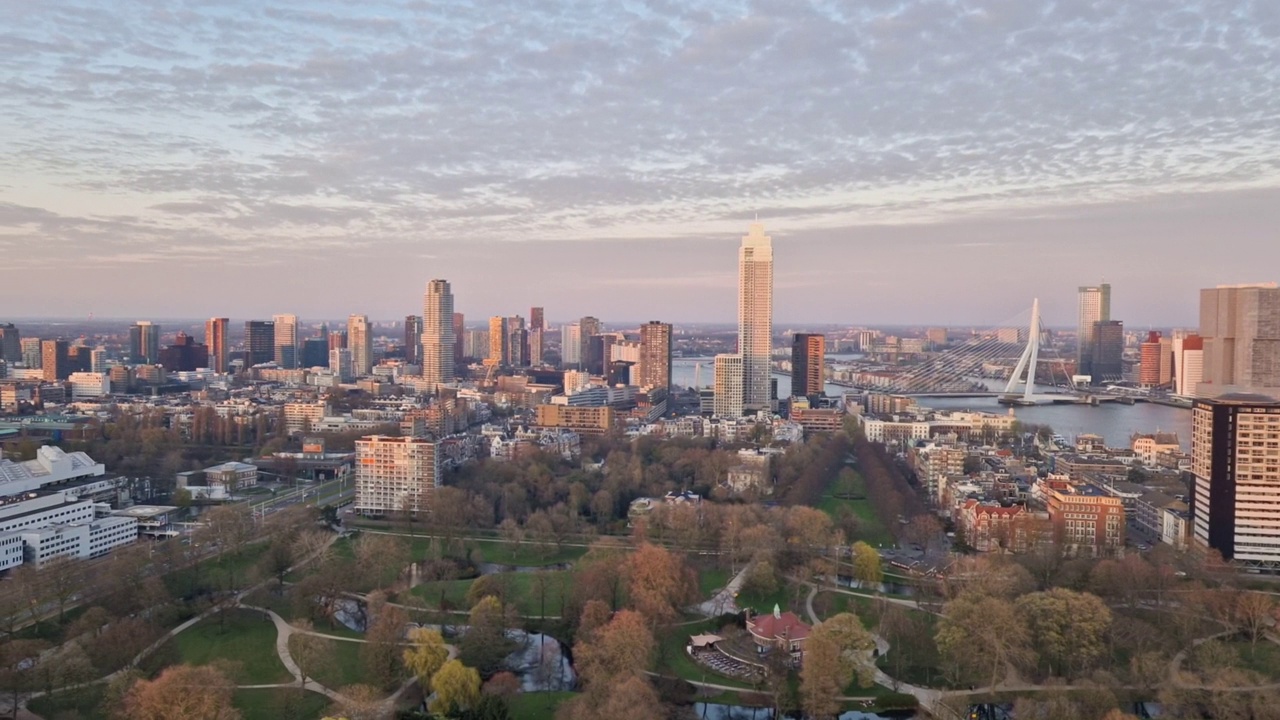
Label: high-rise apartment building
xmin=1192 ymin=395 xmax=1280 ymax=568
xmin=348 ymin=315 xmax=372 ymax=377
xmin=328 ymin=330 xmax=347 ymax=351
xmin=354 ymin=435 xmax=439 ymax=516
xmin=129 ymin=321 xmax=161 ymax=365
xmin=530 ymin=307 xmax=545 ymax=332
xmin=714 ymin=353 xmax=744 ymax=418
xmin=452 ymin=313 xmax=465 ymax=369
xmin=638 ymin=321 xmax=672 ymax=392
xmin=509 ymin=327 xmax=529 ymax=367
xmin=301 ymin=338 xmax=329 ymax=368
xmin=205 ymin=318 xmax=229 ymax=373
xmin=421 ymin=280 xmax=455 ymax=386
xmin=1199 ymin=284 xmax=1280 ymax=399
xmin=791 ymin=333 xmax=826 ymax=399
xmin=529 ymin=328 xmax=544 ymax=367
xmin=245 ymin=321 xmax=275 ymax=366
xmin=272 ymin=314 xmax=298 ymax=369
xmin=20 ymin=338 xmax=41 ymax=369
xmin=738 ymin=224 xmax=773 ymax=411
xmin=1077 ymin=283 xmax=1112 ymax=377
xmin=1175 ymin=334 xmax=1205 ymax=397
xmin=404 ymin=315 xmax=422 ymax=366
xmin=1139 ymin=331 xmax=1166 ymax=388
xmin=488 ymin=316 xmax=509 ymax=366
xmin=41 ymin=340 xmax=69 ymax=381
xmin=561 ymin=323 xmax=582 ymax=368
xmin=329 ymin=349 xmax=353 ymax=382
xmin=0 ymin=324 xmax=20 ymax=364
xmin=579 ymin=316 xmax=601 ymax=370
xmin=464 ymin=329 xmax=489 ymax=360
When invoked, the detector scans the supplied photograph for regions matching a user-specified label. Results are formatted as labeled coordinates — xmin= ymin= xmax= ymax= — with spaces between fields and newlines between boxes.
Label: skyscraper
xmin=422 ymin=280 xmax=455 ymax=386
xmin=1175 ymin=333 xmax=1205 ymax=397
xmin=738 ymin=223 xmax=773 ymax=411
xmin=1077 ymin=283 xmax=1112 ymax=377
xmin=452 ymin=313 xmax=465 ymax=369
xmin=1192 ymin=395 xmax=1280 ymax=568
xmin=530 ymin=307 xmax=545 ymax=332
xmin=529 ymin=328 xmax=544 ymax=367
xmin=245 ymin=320 xmax=275 ymax=366
xmin=129 ymin=321 xmax=161 ymax=364
xmin=354 ymin=435 xmax=439 ymax=516
xmin=714 ymin=353 xmax=744 ymax=418
xmin=41 ymin=339 xmax=69 ymax=381
xmin=1091 ymin=320 xmax=1125 ymax=383
xmin=1199 ymin=283 xmax=1280 ymax=399
xmin=791 ymin=333 xmax=826 ymax=399
xmin=561 ymin=323 xmax=582 ymax=368
xmin=348 ymin=315 xmax=372 ymax=377
xmin=205 ymin=318 xmax=229 ymax=373
xmin=404 ymin=315 xmax=423 ymax=366
xmin=328 ymin=330 xmax=348 ymax=351
xmin=272 ymin=314 xmax=298 ymax=369
xmin=0 ymin=324 xmax=20 ymax=364
xmin=638 ymin=321 xmax=672 ymax=392
xmin=488 ymin=316 xmax=509 ymax=366
xmin=20 ymin=338 xmax=41 ymax=369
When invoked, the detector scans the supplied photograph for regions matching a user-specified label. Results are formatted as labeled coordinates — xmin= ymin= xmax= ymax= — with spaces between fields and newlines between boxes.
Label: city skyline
xmin=2 ymin=2 xmax=1279 ymax=324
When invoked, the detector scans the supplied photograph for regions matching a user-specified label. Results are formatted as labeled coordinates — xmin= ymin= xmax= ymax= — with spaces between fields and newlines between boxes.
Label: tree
xmin=353 ymin=533 xmax=410 ymax=589
xmin=431 ymin=660 xmax=482 ymax=716
xmin=809 ymin=613 xmax=876 ymax=688
xmin=557 ymin=675 xmax=664 ymax=720
xmin=403 ymin=627 xmax=450 ymax=690
xmin=262 ymin=533 xmax=297 ymax=592
xmin=936 ymin=593 xmax=1033 ymax=688
xmin=0 ymin=638 xmax=49 ymax=713
xmin=290 ymin=621 xmax=334 ymax=687
xmin=42 ymin=555 xmax=84 ymax=623
xmin=1015 ymin=589 xmax=1112 ymax=679
xmin=624 ymin=543 xmax=695 ymax=626
xmin=1234 ymin=591 xmax=1275 ymax=648
xmin=800 ymin=634 xmax=845 ymax=720
xmin=851 ymin=541 xmax=883 ymax=588
xmin=121 ymin=664 xmax=242 ymax=720
xmin=327 ymin=683 xmax=386 ymax=720
xmin=904 ymin=514 xmax=942 ymax=554
xmin=360 ymin=602 xmax=408 ymax=690
xmin=575 ymin=609 xmax=655 ymax=686
xmin=459 ymin=596 xmax=518 ymax=677
xmin=202 ymin=504 xmax=255 ymax=592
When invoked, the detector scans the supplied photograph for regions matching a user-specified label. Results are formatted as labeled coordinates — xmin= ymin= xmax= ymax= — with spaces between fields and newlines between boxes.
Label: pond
xmin=477 ymin=561 xmax=573 ymax=575
xmin=503 ymin=629 xmax=577 ymax=692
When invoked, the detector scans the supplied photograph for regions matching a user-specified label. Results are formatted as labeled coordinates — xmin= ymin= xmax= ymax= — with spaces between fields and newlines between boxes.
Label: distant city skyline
xmin=2 ymin=3 xmax=1279 ymax=324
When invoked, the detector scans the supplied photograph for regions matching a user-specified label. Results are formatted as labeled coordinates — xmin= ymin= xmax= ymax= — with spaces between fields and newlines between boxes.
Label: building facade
xmin=422 ymin=279 xmax=455 ymax=386
xmin=41 ymin=340 xmax=69 ymax=381
xmin=1192 ymin=395 xmax=1280 ymax=569
xmin=791 ymin=333 xmax=825 ymax=399
xmin=205 ymin=317 xmax=229 ymax=373
xmin=1199 ymin=284 xmax=1280 ymax=399
xmin=404 ymin=315 xmax=422 ymax=366
xmin=1077 ymin=283 xmax=1111 ymax=377
xmin=348 ymin=314 xmax=372 ymax=377
xmin=738 ymin=224 xmax=773 ymax=411
xmin=713 ymin=353 xmax=744 ymax=418
xmin=354 ymin=435 xmax=439 ymax=516
xmin=638 ymin=321 xmax=672 ymax=392
xmin=245 ymin=320 xmax=275 ymax=366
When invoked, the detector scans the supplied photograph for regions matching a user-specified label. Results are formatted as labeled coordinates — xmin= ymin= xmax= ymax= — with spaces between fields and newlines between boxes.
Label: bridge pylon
xmin=1001 ymin=298 xmax=1043 ymax=404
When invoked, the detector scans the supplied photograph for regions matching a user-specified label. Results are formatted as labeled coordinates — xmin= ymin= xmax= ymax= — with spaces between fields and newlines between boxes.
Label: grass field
xmin=164 ymin=543 xmax=271 ymax=598
xmin=290 ymin=634 xmax=366 ymax=689
xmin=412 ymin=570 xmax=571 ymax=616
xmin=508 ymin=691 xmax=576 ymax=720
xmin=815 ymin=469 xmax=893 ymax=546
xmin=28 ymin=686 xmax=108 ymax=720
xmin=1226 ymin=638 xmax=1280 ymax=680
xmin=697 ymin=567 xmax=731 ymax=599
xmin=734 ymin=581 xmax=797 ymax=616
xmin=142 ymin=608 xmax=292 ymax=684
xmin=234 ymin=687 xmax=330 ymax=720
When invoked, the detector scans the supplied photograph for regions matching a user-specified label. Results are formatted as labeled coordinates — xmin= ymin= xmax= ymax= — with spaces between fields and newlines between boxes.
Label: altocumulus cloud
xmin=0 ymin=0 xmax=1278 ymax=320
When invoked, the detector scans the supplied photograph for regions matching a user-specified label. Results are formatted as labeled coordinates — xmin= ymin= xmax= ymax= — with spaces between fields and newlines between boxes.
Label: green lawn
xmin=143 ymin=608 xmax=292 ymax=684
xmin=735 ymin=581 xmax=797 ymax=616
xmin=507 ymin=691 xmax=577 ymax=720
xmin=234 ymin=687 xmax=330 ymax=720
xmin=815 ymin=469 xmax=893 ymax=546
xmin=412 ymin=570 xmax=571 ymax=617
xmin=165 ymin=543 xmax=271 ymax=598
xmin=1227 ymin=639 xmax=1280 ymax=680
xmin=698 ymin=567 xmax=731 ymax=599
xmin=291 ymin=634 xmax=365 ymax=689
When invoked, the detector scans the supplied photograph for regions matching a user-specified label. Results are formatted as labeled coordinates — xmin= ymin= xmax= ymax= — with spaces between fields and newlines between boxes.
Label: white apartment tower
xmin=422 ymin=279 xmax=455 ymax=387
xmin=348 ymin=315 xmax=373 ymax=377
xmin=738 ymin=223 xmax=773 ymax=411
xmin=714 ymin=353 xmax=744 ymax=418
xmin=272 ymin=314 xmax=298 ymax=369
xmin=354 ymin=435 xmax=439 ymax=516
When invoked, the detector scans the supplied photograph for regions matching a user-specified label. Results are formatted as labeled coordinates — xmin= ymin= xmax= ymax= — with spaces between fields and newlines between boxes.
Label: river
xmin=671 ymin=358 xmax=1191 ymax=450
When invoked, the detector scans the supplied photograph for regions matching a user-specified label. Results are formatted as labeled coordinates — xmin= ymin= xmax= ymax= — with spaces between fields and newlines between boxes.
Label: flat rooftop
xmin=110 ymin=505 xmax=179 ymax=519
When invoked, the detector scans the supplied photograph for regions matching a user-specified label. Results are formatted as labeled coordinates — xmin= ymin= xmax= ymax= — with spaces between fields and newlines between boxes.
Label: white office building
xmin=20 ymin=516 xmax=138 ymax=566
xmin=68 ymin=372 xmax=111 ymax=400
xmin=714 ymin=353 xmax=744 ymax=419
xmin=0 ymin=446 xmax=106 ymax=496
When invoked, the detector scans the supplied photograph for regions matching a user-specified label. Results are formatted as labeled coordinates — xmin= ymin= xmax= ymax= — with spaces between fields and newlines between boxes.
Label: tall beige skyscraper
xmin=422 ymin=279 xmax=455 ymax=386
xmin=205 ymin=318 xmax=229 ymax=373
xmin=738 ymin=223 xmax=773 ymax=411
xmin=488 ymin=316 xmax=509 ymax=366
xmin=272 ymin=314 xmax=298 ymax=369
xmin=1077 ymin=283 xmax=1111 ymax=376
xmin=714 ymin=353 xmax=744 ymax=418
xmin=348 ymin=314 xmax=372 ymax=377
xmin=1199 ymin=283 xmax=1280 ymax=398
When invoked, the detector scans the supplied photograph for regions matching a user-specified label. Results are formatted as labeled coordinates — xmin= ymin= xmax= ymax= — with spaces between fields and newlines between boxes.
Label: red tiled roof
xmin=747 ymin=611 xmax=811 ymax=642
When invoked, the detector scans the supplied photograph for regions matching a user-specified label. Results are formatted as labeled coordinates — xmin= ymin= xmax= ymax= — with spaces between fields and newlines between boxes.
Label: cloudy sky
xmin=1 ymin=0 xmax=1278 ymax=327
